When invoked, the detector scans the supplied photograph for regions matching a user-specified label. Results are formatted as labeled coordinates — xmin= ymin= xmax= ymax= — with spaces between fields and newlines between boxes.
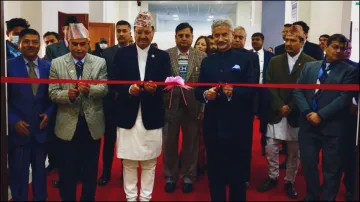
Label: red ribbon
xmin=1 ymin=77 xmax=359 ymax=91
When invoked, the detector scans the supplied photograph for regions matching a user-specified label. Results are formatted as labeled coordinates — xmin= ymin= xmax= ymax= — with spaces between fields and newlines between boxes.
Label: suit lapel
xmin=17 ymin=57 xmax=34 ymax=98
xmin=35 ymin=59 xmax=47 ymax=97
xmin=324 ymin=62 xmax=342 ymax=84
xmin=186 ymin=48 xmax=195 ymax=81
xmin=170 ymin=48 xmax=179 ymax=76
xmin=280 ymin=54 xmax=290 ymax=74
xmin=290 ymin=52 xmax=304 ymax=75
xmin=131 ymin=45 xmax=141 ymax=81
xmin=82 ymin=54 xmax=93 ymax=80
xmin=65 ymin=54 xmax=78 ymax=80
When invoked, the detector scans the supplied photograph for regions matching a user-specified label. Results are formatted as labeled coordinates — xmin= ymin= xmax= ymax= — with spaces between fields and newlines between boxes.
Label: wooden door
xmin=88 ymin=22 xmax=115 ymax=51
xmin=0 ymin=0 xmax=8 ymax=201
xmin=58 ymin=11 xmax=89 ymax=40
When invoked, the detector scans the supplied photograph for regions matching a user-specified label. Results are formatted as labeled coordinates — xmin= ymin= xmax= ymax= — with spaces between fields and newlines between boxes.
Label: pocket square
xmin=231 ymin=64 xmax=241 ymax=71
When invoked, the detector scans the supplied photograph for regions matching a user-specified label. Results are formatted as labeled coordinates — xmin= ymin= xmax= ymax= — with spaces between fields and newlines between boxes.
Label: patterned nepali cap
xmin=134 ymin=11 xmax=154 ymax=27
xmin=68 ymin=23 xmax=89 ymax=40
xmin=287 ymin=25 xmax=306 ymax=40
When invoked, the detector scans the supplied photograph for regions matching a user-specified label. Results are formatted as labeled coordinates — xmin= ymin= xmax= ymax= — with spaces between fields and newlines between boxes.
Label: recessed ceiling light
xmin=172 ymin=14 xmax=178 ymax=18
xmin=207 ymin=18 xmax=212 ymax=22
xmin=208 ymin=15 xmax=214 ymax=19
xmin=174 ymin=18 xmax=180 ymax=21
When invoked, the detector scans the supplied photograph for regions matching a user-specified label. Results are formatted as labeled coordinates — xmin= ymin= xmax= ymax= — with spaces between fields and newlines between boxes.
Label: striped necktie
xmin=28 ymin=61 xmax=39 ymax=96
xmin=75 ymin=61 xmax=84 ymax=79
xmin=312 ymin=58 xmax=334 ymax=111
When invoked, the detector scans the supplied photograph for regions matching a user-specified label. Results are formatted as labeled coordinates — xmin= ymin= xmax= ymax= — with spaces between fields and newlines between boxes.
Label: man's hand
xmin=306 ymin=112 xmax=322 ymax=126
xmin=144 ymin=81 xmax=157 ymax=94
xmin=68 ymin=88 xmax=79 ymax=101
xmin=279 ymin=105 xmax=290 ymax=117
xmin=197 ymin=112 xmax=204 ymax=121
xmin=222 ymin=84 xmax=233 ymax=97
xmin=78 ymin=82 xmax=90 ymax=95
xmin=130 ymin=84 xmax=142 ymax=96
xmin=349 ymin=103 xmax=358 ymax=115
xmin=15 ymin=120 xmax=30 ymax=136
xmin=39 ymin=114 xmax=48 ymax=130
xmin=205 ymin=87 xmax=218 ymax=100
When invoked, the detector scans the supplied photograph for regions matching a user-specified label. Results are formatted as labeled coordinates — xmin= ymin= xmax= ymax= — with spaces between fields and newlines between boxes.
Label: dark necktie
xmin=28 ymin=61 xmax=39 ymax=95
xmin=75 ymin=61 xmax=84 ymax=79
xmin=312 ymin=59 xmax=334 ymax=111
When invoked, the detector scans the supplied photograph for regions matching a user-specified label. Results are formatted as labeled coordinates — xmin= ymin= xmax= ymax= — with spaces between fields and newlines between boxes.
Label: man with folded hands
xmin=195 ymin=18 xmax=259 ymax=201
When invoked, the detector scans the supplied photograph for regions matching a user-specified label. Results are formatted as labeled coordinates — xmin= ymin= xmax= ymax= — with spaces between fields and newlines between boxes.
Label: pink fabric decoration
xmin=163 ymin=76 xmax=192 ymax=108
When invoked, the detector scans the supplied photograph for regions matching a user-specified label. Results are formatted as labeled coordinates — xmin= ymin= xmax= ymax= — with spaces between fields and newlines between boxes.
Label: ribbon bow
xmin=163 ymin=76 xmax=192 ymax=108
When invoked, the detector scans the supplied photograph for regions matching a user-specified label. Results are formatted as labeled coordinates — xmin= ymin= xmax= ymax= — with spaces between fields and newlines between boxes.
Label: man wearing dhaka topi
xmin=111 ymin=11 xmax=171 ymax=201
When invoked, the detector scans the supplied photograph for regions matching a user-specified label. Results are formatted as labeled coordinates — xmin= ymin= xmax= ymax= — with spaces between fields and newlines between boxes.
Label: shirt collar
xmin=177 ymin=48 xmax=190 ymax=56
xmin=253 ymin=48 xmax=264 ymax=54
xmin=72 ymin=56 xmax=86 ymax=64
xmin=23 ymin=56 xmax=39 ymax=66
xmin=287 ymin=51 xmax=301 ymax=61
xmin=136 ymin=44 xmax=151 ymax=54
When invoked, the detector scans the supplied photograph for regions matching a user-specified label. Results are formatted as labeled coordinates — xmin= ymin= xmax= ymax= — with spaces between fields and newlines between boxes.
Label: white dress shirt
xmin=287 ymin=51 xmax=301 ymax=73
xmin=117 ymin=45 xmax=162 ymax=161
xmin=254 ymin=48 xmax=264 ymax=84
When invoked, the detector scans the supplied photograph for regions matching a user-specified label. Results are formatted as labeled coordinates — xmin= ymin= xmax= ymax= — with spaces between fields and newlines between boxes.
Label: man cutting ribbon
xmin=111 ymin=11 xmax=171 ymax=201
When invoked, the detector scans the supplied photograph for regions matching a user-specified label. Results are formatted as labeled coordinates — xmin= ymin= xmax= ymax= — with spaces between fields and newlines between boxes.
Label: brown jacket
xmin=266 ymin=52 xmax=316 ymax=127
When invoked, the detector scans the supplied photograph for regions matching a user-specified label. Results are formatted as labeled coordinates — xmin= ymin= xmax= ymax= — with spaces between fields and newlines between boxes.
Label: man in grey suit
xmin=98 ymin=20 xmax=132 ymax=186
xmin=163 ymin=22 xmax=207 ymax=194
xmin=48 ymin=23 xmax=108 ymax=201
xmin=294 ymin=34 xmax=359 ymax=201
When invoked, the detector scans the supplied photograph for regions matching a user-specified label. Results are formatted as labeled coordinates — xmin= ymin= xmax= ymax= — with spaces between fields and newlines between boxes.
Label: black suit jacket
xmin=294 ymin=60 xmax=359 ymax=136
xmin=195 ymin=49 xmax=259 ymax=140
xmin=112 ymin=44 xmax=171 ymax=129
xmin=44 ymin=41 xmax=69 ymax=62
xmin=275 ymin=41 xmax=324 ymax=60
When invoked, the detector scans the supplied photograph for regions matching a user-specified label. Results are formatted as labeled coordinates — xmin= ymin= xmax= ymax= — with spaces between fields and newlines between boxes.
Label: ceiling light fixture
xmin=174 ymin=17 xmax=180 ymax=21
xmin=172 ymin=14 xmax=179 ymax=18
xmin=208 ymin=15 xmax=214 ymax=19
xmin=207 ymin=18 xmax=212 ymax=22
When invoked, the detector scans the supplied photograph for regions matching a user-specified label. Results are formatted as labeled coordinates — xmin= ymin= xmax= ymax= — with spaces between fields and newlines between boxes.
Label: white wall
xmin=350 ymin=1 xmax=359 ymax=62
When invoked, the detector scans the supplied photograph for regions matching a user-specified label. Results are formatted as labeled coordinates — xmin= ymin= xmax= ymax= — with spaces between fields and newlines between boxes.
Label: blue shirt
xmin=72 ymin=56 xmax=86 ymax=79
xmin=23 ymin=57 xmax=40 ymax=78
xmin=6 ymin=40 xmax=21 ymax=59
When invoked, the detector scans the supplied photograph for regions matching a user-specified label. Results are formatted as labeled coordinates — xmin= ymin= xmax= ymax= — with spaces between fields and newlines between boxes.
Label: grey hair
xmin=211 ymin=18 xmax=234 ymax=31
xmin=234 ymin=26 xmax=247 ymax=37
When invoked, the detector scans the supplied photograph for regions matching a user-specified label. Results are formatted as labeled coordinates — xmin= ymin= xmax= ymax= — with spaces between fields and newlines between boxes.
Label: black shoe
xmin=182 ymin=183 xmax=193 ymax=193
xmin=284 ymin=181 xmax=298 ymax=199
xmin=164 ymin=182 xmax=176 ymax=193
xmin=245 ymin=182 xmax=250 ymax=189
xmin=46 ymin=164 xmax=57 ymax=174
xmin=345 ymin=192 xmax=353 ymax=201
xmin=257 ymin=177 xmax=278 ymax=192
xmin=97 ymin=174 xmax=110 ymax=186
xmin=53 ymin=179 xmax=60 ymax=188
xmin=279 ymin=160 xmax=287 ymax=169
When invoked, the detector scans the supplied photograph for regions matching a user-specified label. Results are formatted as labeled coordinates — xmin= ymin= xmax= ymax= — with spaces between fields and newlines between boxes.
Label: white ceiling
xmin=148 ymin=1 xmax=237 ymax=22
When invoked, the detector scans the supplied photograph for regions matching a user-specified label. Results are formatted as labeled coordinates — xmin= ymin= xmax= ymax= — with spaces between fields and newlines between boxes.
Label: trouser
xmin=343 ymin=115 xmax=357 ymax=194
xmin=122 ymin=158 xmax=157 ymax=202
xmin=266 ymin=137 xmax=300 ymax=183
xmin=8 ymin=136 xmax=47 ymax=201
xmin=163 ymin=107 xmax=199 ymax=184
xmin=299 ymin=130 xmax=345 ymax=201
xmin=101 ymin=107 xmax=118 ymax=177
xmin=58 ymin=115 xmax=101 ymax=201
xmin=205 ymin=135 xmax=247 ymax=201
xmin=45 ymin=107 xmax=58 ymax=168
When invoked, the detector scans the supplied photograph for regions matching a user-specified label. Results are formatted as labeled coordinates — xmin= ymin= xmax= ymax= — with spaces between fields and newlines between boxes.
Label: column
xmin=261 ymin=1 xmax=286 ymax=49
xmin=89 ymin=1 xmax=104 ymax=22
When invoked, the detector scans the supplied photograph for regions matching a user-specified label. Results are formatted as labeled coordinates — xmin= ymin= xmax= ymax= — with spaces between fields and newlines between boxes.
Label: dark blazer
xmin=294 ymin=60 xmax=359 ymax=136
xmin=275 ymin=41 xmax=324 ymax=60
xmin=266 ymin=52 xmax=316 ymax=127
xmin=112 ymin=44 xmax=172 ymax=129
xmin=7 ymin=56 xmax=55 ymax=146
xmin=195 ymin=49 xmax=259 ymax=140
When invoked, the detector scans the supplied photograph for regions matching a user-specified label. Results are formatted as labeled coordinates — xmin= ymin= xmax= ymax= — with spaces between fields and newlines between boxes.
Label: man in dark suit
xmin=5 ymin=18 xmax=30 ymax=60
xmin=256 ymin=27 xmax=315 ymax=199
xmin=111 ymin=11 xmax=171 ymax=201
xmin=7 ymin=28 xmax=55 ymax=201
xmin=250 ymin=32 xmax=275 ymax=158
xmin=275 ymin=21 xmax=323 ymax=61
xmin=97 ymin=20 xmax=132 ymax=186
xmin=195 ymin=18 xmax=259 ymax=201
xmin=342 ymin=40 xmax=359 ymax=201
xmin=294 ymin=34 xmax=359 ymax=201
